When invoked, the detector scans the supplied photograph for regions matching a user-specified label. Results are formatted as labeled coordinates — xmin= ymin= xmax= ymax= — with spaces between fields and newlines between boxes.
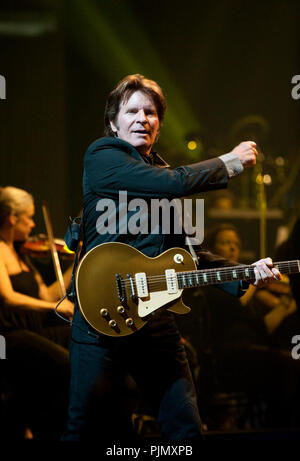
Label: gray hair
xmin=0 ymin=186 xmax=34 ymax=226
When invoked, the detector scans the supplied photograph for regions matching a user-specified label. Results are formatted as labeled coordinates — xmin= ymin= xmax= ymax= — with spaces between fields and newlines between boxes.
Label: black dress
xmin=0 ymin=267 xmax=71 ymax=440
xmin=0 ymin=270 xmax=45 ymax=334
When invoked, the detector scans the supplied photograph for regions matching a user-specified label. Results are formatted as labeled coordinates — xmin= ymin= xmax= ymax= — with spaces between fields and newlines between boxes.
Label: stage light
xmin=275 ymin=156 xmax=285 ymax=166
xmin=263 ymin=174 xmax=272 ymax=185
xmin=256 ymin=173 xmax=264 ymax=185
xmin=185 ymin=131 xmax=204 ymax=156
xmin=187 ymin=140 xmax=197 ymax=150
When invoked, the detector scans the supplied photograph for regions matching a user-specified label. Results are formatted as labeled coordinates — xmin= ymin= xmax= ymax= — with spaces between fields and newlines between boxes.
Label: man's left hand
xmin=252 ymin=257 xmax=282 ymax=287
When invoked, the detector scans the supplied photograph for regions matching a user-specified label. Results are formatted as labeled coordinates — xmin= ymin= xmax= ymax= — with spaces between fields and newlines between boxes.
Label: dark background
xmin=0 ymin=0 xmax=299 ymax=258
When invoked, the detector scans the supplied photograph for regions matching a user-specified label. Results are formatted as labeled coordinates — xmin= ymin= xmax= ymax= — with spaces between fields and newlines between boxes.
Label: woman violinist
xmin=0 ymin=186 xmax=74 ymax=318
xmin=0 ymin=186 xmax=74 ymax=440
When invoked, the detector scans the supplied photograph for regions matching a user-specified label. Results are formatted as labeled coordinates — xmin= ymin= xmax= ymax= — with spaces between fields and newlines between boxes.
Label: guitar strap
xmin=185 ymin=234 xmax=200 ymax=265
xmin=53 ymin=216 xmax=84 ymax=325
xmin=64 ymin=216 xmax=84 ymax=302
xmin=172 ymin=197 xmax=200 ymax=266
xmin=57 ymin=216 xmax=101 ymax=338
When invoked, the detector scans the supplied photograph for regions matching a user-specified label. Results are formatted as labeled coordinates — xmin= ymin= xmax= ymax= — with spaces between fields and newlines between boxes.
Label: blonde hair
xmin=0 ymin=186 xmax=34 ymax=226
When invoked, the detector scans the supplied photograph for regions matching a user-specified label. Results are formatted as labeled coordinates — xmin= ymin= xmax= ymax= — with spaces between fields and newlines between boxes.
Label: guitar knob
xmin=125 ymin=318 xmax=134 ymax=327
xmin=108 ymin=319 xmax=117 ymax=328
xmin=117 ymin=306 xmax=125 ymax=314
xmin=174 ymin=253 xmax=184 ymax=264
xmin=100 ymin=308 xmax=109 ymax=318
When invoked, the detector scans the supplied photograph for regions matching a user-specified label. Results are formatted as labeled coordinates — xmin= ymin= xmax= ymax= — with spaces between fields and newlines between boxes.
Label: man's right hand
xmin=231 ymin=141 xmax=258 ymax=168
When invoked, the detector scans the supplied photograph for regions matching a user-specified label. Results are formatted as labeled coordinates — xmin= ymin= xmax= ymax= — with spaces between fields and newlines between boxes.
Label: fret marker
xmin=245 ymin=268 xmax=249 ymax=277
xmin=203 ymin=273 xmax=207 ymax=283
xmin=232 ymin=270 xmax=237 ymax=279
xmin=217 ymin=271 xmax=221 ymax=282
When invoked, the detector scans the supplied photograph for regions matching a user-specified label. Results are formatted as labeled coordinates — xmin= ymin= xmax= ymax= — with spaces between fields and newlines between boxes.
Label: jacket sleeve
xmin=196 ymin=248 xmax=241 ymax=269
xmin=84 ymin=141 xmax=229 ymax=199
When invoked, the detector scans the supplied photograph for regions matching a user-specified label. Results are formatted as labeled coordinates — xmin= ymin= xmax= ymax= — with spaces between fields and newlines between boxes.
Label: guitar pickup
xmin=135 ymin=272 xmax=148 ymax=298
xmin=127 ymin=273 xmax=137 ymax=300
xmin=116 ymin=273 xmax=126 ymax=304
xmin=165 ymin=269 xmax=178 ymax=294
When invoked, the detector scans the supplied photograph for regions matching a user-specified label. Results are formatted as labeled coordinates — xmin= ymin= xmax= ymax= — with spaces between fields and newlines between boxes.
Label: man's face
xmin=110 ymin=90 xmax=160 ymax=155
xmin=213 ymin=229 xmax=241 ymax=262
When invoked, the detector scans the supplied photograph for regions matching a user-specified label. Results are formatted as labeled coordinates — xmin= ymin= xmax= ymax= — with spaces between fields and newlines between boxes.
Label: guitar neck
xmin=176 ymin=260 xmax=300 ymax=289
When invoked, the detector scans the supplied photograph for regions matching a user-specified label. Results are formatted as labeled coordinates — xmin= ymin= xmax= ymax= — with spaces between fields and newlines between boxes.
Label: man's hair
xmin=104 ymin=74 xmax=166 ymax=137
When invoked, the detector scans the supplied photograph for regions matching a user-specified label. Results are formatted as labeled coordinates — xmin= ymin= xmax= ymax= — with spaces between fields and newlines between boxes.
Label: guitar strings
xmin=121 ymin=260 xmax=298 ymax=284
xmin=121 ymin=260 xmax=297 ymax=282
xmin=121 ymin=260 xmax=299 ymax=287
xmin=121 ymin=261 xmax=299 ymax=286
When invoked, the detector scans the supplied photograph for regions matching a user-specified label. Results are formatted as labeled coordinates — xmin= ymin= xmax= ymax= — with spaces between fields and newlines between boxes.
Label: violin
xmin=21 ymin=234 xmax=75 ymax=260
xmin=22 ymin=201 xmax=75 ymax=297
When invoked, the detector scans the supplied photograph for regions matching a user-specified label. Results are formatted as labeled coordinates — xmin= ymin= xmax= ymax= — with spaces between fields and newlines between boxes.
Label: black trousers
xmin=1 ymin=326 xmax=70 ymax=440
xmin=62 ymin=312 xmax=202 ymax=442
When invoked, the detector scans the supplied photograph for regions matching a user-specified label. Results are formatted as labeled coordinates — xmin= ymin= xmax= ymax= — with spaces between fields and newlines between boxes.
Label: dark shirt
xmin=0 ymin=269 xmax=45 ymax=334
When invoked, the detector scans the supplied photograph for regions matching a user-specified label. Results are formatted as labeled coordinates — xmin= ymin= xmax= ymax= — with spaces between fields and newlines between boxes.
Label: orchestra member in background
xmin=185 ymin=222 xmax=300 ymax=428
xmin=0 ymin=186 xmax=74 ymax=440
xmin=205 ymin=223 xmax=298 ymax=339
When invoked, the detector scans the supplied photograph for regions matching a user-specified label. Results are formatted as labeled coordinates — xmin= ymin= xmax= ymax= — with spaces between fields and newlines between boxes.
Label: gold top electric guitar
xmin=75 ymin=242 xmax=300 ymax=337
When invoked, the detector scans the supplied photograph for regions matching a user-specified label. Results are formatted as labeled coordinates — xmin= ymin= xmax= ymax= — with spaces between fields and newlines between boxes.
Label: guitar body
xmin=76 ymin=242 xmax=300 ymax=338
xmin=76 ymin=242 xmax=196 ymax=337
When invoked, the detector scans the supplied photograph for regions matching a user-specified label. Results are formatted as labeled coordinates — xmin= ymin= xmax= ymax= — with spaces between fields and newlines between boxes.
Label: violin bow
xmin=42 ymin=200 xmax=66 ymax=297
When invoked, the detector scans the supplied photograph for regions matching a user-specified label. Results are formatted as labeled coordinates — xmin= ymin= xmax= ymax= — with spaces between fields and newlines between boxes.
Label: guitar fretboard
xmin=176 ymin=260 xmax=300 ymax=289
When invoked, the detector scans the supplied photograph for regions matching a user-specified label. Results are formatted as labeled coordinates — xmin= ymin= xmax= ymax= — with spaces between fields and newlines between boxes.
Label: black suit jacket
xmin=82 ymin=136 xmax=229 ymax=256
xmin=72 ymin=136 xmax=242 ymax=339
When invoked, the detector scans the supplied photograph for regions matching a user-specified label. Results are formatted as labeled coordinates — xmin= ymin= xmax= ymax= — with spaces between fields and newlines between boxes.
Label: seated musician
xmin=178 ymin=222 xmax=300 ymax=429
xmin=0 ymin=185 xmax=74 ymax=440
